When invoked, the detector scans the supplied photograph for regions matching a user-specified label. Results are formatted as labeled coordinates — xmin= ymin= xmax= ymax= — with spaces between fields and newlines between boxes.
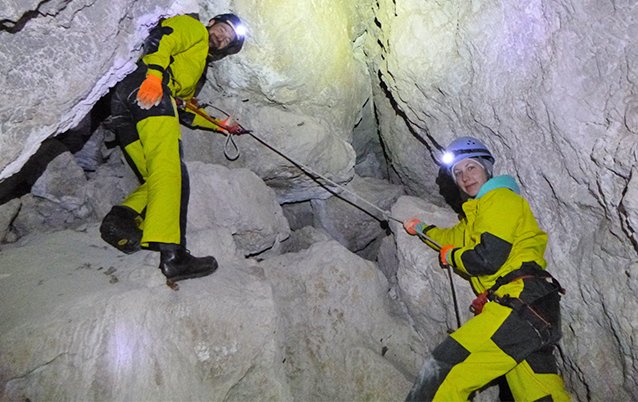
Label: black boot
xmin=100 ymin=205 xmax=143 ymax=254
xmin=159 ymin=244 xmax=218 ymax=282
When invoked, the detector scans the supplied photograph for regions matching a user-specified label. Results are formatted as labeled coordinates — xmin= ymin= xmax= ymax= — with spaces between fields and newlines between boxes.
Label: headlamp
xmin=441 ymin=151 xmax=455 ymax=166
xmin=225 ymin=19 xmax=246 ymax=39
xmin=441 ymin=148 xmax=490 ymax=166
xmin=234 ymin=23 xmax=247 ymax=38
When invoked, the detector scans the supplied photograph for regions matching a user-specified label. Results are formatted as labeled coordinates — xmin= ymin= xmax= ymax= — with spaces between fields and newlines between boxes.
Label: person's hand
xmin=438 ymin=244 xmax=455 ymax=268
xmin=136 ymin=74 xmax=163 ymax=109
xmin=403 ymin=217 xmax=426 ymax=235
xmin=220 ymin=117 xmax=245 ymax=134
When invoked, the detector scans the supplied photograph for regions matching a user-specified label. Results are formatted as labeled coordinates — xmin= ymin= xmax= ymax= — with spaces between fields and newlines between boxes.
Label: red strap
xmin=470 ymin=291 xmax=489 ymax=314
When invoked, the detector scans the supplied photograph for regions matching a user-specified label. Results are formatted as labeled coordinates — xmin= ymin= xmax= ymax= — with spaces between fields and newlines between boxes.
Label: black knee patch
xmin=491 ymin=312 xmax=541 ymax=363
xmin=526 ymin=346 xmax=559 ymax=374
xmin=432 ymin=335 xmax=471 ymax=365
xmin=100 ymin=206 xmax=142 ymax=254
xmin=406 ymin=337 xmax=469 ymax=402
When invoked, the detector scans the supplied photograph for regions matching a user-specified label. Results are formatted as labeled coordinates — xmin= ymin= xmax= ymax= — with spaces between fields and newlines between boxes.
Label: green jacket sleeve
xmin=141 ymin=15 xmax=206 ymax=79
xmin=450 ymin=189 xmax=522 ymax=277
xmin=424 ymin=221 xmax=466 ymax=249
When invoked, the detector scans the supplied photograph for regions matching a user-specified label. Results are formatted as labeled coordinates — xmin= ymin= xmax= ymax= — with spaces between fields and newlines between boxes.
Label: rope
xmin=202 ymin=100 xmax=463 ymax=329
xmin=223 ymin=133 xmax=240 ymax=160
xmin=196 ymin=101 xmax=406 ymax=225
xmin=246 ymin=129 xmax=404 ymax=225
xmin=182 ymin=101 xmax=453 ymax=249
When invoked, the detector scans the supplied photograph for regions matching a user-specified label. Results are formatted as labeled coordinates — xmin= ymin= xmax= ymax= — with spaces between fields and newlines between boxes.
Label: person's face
xmin=452 ymin=158 xmax=488 ymax=197
xmin=208 ymin=21 xmax=236 ymax=50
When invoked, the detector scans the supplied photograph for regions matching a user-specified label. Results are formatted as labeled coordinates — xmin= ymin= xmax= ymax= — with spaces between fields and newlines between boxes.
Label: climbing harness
xmin=470 ymin=262 xmax=565 ymax=315
xmin=469 ymin=262 xmax=565 ymax=345
xmin=191 ymin=99 xmax=463 ymax=329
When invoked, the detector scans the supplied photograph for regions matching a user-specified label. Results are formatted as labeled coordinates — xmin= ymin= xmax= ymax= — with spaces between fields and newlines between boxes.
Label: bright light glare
xmin=234 ymin=24 xmax=247 ymax=37
xmin=442 ymin=151 xmax=455 ymax=165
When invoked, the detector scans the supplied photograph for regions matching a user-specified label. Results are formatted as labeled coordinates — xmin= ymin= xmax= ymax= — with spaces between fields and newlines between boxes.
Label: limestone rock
xmin=1 ymin=1 xmax=72 ymax=26
xmin=31 ymin=151 xmax=88 ymax=213
xmin=85 ymin=149 xmax=140 ymax=220
xmin=0 ymin=226 xmax=289 ymax=401
xmin=377 ymin=234 xmax=399 ymax=285
xmin=181 ymin=104 xmax=357 ymax=203
xmin=281 ymin=201 xmax=314 ymax=231
xmin=311 ymin=175 xmax=404 ymax=258
xmin=10 ymin=152 xmax=92 ymax=237
xmin=353 ymin=98 xmax=388 ymax=179
xmin=0 ymin=227 xmax=422 ymax=401
xmin=0 ymin=198 xmax=20 ymax=242
xmin=390 ymin=196 xmax=475 ymax=341
xmin=179 ymin=0 xmax=376 ymax=202
xmin=260 ymin=240 xmax=422 ymax=400
xmin=186 ymin=161 xmax=290 ymax=256
xmin=278 ymin=225 xmax=333 ymax=255
xmin=368 ymin=1 xmax=638 ymax=399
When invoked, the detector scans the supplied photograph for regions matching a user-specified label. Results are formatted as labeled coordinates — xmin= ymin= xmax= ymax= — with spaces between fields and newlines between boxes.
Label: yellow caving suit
xmin=110 ymin=14 xmax=224 ymax=248
xmin=406 ymin=175 xmax=571 ymax=402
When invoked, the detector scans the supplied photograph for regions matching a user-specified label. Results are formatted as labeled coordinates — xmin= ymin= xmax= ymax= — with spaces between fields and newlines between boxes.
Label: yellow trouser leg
xmin=506 ymin=358 xmax=571 ymax=401
xmin=416 ymin=302 xmax=569 ymax=401
xmin=408 ymin=289 xmax=570 ymax=401
xmin=121 ymin=183 xmax=148 ymax=232
xmin=432 ymin=302 xmax=517 ymax=401
xmin=122 ymin=115 xmax=184 ymax=246
xmin=120 ymin=139 xmax=149 ymax=217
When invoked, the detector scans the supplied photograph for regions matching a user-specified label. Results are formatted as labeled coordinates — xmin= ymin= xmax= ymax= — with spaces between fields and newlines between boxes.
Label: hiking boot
xmin=159 ymin=244 xmax=218 ymax=282
xmin=100 ymin=205 xmax=143 ymax=254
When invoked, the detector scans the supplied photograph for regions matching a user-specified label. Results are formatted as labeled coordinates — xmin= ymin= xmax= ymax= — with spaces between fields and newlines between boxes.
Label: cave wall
xmin=182 ymin=0 xmax=376 ymax=202
xmin=368 ymin=0 xmax=638 ymax=398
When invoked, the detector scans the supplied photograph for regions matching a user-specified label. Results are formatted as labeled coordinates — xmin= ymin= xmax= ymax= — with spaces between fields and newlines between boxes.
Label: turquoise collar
xmin=475 ymin=175 xmax=520 ymax=199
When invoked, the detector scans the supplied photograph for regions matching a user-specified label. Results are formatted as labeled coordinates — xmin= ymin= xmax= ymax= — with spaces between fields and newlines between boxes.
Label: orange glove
xmin=136 ymin=74 xmax=163 ymax=109
xmin=403 ymin=217 xmax=426 ymax=235
xmin=438 ymin=244 xmax=455 ymax=268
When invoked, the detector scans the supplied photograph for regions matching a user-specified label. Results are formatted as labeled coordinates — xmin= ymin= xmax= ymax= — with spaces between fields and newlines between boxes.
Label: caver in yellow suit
xmin=404 ymin=137 xmax=571 ymax=401
xmin=101 ymin=14 xmax=245 ymax=282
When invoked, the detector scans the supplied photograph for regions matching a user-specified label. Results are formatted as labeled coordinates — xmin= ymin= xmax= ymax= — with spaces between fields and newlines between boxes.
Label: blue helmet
xmin=441 ymin=136 xmax=494 ymax=172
